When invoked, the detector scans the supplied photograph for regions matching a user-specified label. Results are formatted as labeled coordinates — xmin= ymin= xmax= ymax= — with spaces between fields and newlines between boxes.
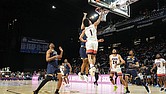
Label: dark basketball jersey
xmin=64 ymin=63 xmax=70 ymax=70
xmin=46 ymin=50 xmax=59 ymax=74
xmin=125 ymin=56 xmax=138 ymax=69
xmin=48 ymin=50 xmax=58 ymax=67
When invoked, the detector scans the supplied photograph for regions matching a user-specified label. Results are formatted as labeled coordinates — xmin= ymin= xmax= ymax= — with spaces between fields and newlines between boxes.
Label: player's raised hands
xmin=59 ymin=46 xmax=63 ymax=52
xmin=83 ymin=13 xmax=87 ymax=16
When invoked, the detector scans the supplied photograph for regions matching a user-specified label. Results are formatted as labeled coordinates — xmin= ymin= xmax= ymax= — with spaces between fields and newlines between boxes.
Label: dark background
xmin=0 ymin=0 xmax=165 ymax=71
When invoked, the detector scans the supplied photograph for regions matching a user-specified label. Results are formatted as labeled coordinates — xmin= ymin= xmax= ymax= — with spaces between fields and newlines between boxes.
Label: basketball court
xmin=0 ymin=0 xmax=165 ymax=94
xmin=0 ymin=80 xmax=165 ymax=94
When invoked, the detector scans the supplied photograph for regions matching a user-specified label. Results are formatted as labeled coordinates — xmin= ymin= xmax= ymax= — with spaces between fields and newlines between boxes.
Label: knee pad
xmin=110 ymin=76 xmax=113 ymax=81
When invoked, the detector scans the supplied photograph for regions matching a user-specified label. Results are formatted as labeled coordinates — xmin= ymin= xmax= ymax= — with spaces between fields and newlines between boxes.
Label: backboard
xmin=88 ymin=0 xmax=139 ymax=18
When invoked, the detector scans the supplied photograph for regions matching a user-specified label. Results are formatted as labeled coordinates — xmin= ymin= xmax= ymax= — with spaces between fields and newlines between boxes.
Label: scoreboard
xmin=20 ymin=37 xmax=49 ymax=54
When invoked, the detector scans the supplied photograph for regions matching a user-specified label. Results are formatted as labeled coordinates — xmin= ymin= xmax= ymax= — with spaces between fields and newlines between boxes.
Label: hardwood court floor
xmin=0 ymin=80 xmax=165 ymax=94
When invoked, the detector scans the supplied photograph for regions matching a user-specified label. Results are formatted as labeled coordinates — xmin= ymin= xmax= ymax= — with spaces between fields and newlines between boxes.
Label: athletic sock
xmin=55 ymin=89 xmax=59 ymax=93
xmin=36 ymin=76 xmax=52 ymax=92
xmin=55 ymin=89 xmax=59 ymax=92
xmin=126 ymin=87 xmax=129 ymax=91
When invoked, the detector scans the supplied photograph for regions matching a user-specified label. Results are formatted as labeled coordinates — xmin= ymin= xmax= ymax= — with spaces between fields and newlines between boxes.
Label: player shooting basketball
xmin=79 ymin=8 xmax=104 ymax=76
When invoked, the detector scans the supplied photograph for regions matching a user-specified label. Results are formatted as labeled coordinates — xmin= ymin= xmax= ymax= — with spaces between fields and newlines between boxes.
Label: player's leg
xmin=34 ymin=65 xmax=54 ymax=94
xmin=85 ymin=59 xmax=89 ymax=76
xmin=158 ymin=76 xmax=163 ymax=87
xmin=115 ymin=72 xmax=118 ymax=85
xmin=83 ymin=59 xmax=89 ymax=82
xmin=80 ymin=59 xmax=86 ymax=74
xmin=34 ymin=75 xmax=52 ymax=94
xmin=117 ymin=68 xmax=129 ymax=93
xmin=92 ymin=41 xmax=98 ymax=65
xmin=159 ymin=74 xmax=165 ymax=92
xmin=164 ymin=75 xmax=166 ymax=92
xmin=79 ymin=46 xmax=88 ymax=76
xmin=132 ymin=70 xmax=151 ymax=93
xmin=66 ymin=75 xmax=69 ymax=84
xmin=78 ymin=59 xmax=86 ymax=80
xmin=63 ymin=76 xmax=67 ymax=84
xmin=89 ymin=41 xmax=98 ymax=76
xmin=88 ymin=54 xmax=96 ymax=76
xmin=92 ymin=54 xmax=96 ymax=65
xmin=110 ymin=72 xmax=118 ymax=91
xmin=110 ymin=72 xmax=115 ymax=84
xmin=55 ymin=73 xmax=62 ymax=94
xmin=94 ymin=72 xmax=99 ymax=86
xmin=124 ymin=70 xmax=132 ymax=93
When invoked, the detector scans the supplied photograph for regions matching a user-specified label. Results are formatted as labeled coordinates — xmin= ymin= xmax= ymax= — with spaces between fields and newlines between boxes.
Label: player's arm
xmin=134 ymin=62 xmax=139 ymax=68
xmin=46 ymin=47 xmax=63 ymax=62
xmin=151 ymin=63 xmax=157 ymax=73
xmin=81 ymin=13 xmax=87 ymax=30
xmin=46 ymin=50 xmax=57 ymax=62
xmin=58 ymin=46 xmax=63 ymax=59
xmin=62 ymin=63 xmax=64 ymax=66
xmin=109 ymin=55 xmax=112 ymax=69
xmin=67 ymin=63 xmax=72 ymax=73
xmin=94 ymin=8 xmax=103 ymax=29
xmin=94 ymin=14 xmax=102 ymax=29
xmin=117 ymin=55 xmax=125 ymax=65
xmin=79 ymin=30 xmax=87 ymax=42
xmin=132 ymin=58 xmax=139 ymax=68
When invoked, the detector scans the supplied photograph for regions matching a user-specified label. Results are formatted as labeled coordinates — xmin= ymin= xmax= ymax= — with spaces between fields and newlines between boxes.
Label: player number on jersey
xmin=113 ymin=61 xmax=117 ymax=64
xmin=90 ymin=29 xmax=93 ymax=36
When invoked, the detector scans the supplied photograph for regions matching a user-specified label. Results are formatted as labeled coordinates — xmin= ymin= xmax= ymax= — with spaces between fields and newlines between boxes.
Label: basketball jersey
xmin=49 ymin=50 xmax=58 ymax=67
xmin=64 ymin=63 xmax=70 ymax=70
xmin=155 ymin=58 xmax=166 ymax=74
xmin=110 ymin=54 xmax=120 ymax=69
xmin=85 ymin=25 xmax=97 ymax=41
xmin=126 ymin=56 xmax=138 ymax=69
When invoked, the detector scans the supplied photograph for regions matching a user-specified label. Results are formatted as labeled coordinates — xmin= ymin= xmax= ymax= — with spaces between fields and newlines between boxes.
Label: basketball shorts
xmin=157 ymin=69 xmax=166 ymax=77
xmin=125 ymin=69 xmax=137 ymax=78
xmin=110 ymin=67 xmax=122 ymax=76
xmin=86 ymin=41 xmax=98 ymax=55
xmin=79 ymin=46 xmax=87 ymax=59
xmin=47 ymin=64 xmax=60 ymax=75
xmin=64 ymin=69 xmax=70 ymax=76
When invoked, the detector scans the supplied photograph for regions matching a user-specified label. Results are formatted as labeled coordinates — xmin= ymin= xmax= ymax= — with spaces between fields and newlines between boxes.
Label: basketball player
xmin=109 ymin=49 xmax=128 ymax=92
xmin=94 ymin=63 xmax=100 ymax=86
xmin=151 ymin=54 xmax=166 ymax=92
xmin=62 ymin=59 xmax=72 ymax=87
xmin=33 ymin=43 xmax=63 ymax=94
xmin=78 ymin=13 xmax=89 ymax=81
xmin=79 ymin=8 xmax=104 ymax=76
xmin=125 ymin=50 xmax=151 ymax=93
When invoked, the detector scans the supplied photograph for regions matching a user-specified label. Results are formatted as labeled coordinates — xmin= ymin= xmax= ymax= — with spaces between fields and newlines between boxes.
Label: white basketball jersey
xmin=110 ymin=54 xmax=120 ymax=69
xmin=85 ymin=25 xmax=97 ymax=41
xmin=155 ymin=58 xmax=166 ymax=74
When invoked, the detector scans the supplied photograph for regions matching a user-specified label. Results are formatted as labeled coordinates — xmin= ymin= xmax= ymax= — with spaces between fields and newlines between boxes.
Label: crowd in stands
xmin=0 ymin=70 xmax=32 ymax=80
